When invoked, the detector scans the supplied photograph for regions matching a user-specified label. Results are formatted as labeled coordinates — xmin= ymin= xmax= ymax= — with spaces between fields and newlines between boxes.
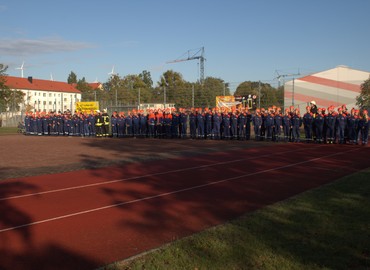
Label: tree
xmin=356 ymin=77 xmax=370 ymax=109
xmin=76 ymin=77 xmax=94 ymax=101
xmin=139 ymin=70 xmax=153 ymax=89
xmin=67 ymin=71 xmax=77 ymax=84
xmin=0 ymin=64 xmax=25 ymax=112
xmin=234 ymin=81 xmax=281 ymax=109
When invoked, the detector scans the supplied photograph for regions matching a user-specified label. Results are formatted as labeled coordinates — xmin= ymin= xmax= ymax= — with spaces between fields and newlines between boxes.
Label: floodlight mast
xmin=167 ymin=47 xmax=205 ymax=84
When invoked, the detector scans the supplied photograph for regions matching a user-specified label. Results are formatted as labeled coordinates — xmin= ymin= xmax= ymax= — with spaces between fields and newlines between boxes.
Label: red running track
xmin=0 ymin=143 xmax=369 ymax=270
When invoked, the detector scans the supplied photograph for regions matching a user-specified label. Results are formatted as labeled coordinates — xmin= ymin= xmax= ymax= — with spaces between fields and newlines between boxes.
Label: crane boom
xmin=167 ymin=47 xmax=205 ymax=83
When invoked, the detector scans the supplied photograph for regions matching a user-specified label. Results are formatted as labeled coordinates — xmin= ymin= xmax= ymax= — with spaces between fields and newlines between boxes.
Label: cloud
xmin=0 ymin=37 xmax=93 ymax=56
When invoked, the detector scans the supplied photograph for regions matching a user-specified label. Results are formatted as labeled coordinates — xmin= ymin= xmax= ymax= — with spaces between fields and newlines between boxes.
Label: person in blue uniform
xmin=291 ymin=108 xmax=302 ymax=142
xmin=148 ymin=110 xmax=156 ymax=138
xmin=303 ymin=106 xmax=313 ymax=143
xmin=274 ymin=108 xmax=283 ymax=142
xmin=125 ymin=112 xmax=133 ymax=137
xmin=230 ymin=109 xmax=238 ymax=140
xmin=205 ymin=108 xmax=213 ymax=139
xmin=171 ymin=110 xmax=179 ymax=138
xmin=111 ymin=111 xmax=118 ymax=137
xmin=189 ymin=108 xmax=197 ymax=139
xmin=180 ymin=108 xmax=188 ymax=138
xmin=336 ymin=107 xmax=346 ymax=144
xmin=347 ymin=109 xmax=358 ymax=144
xmin=282 ymin=109 xmax=291 ymax=142
xmin=117 ymin=112 xmax=125 ymax=138
xmin=325 ymin=106 xmax=336 ymax=144
xmin=196 ymin=108 xmax=205 ymax=139
xmin=222 ymin=110 xmax=231 ymax=140
xmin=314 ymin=108 xmax=325 ymax=143
xmin=237 ymin=109 xmax=246 ymax=140
xmin=359 ymin=109 xmax=369 ymax=145
xmin=88 ymin=112 xmax=96 ymax=137
xmin=252 ymin=109 xmax=262 ymax=141
xmin=139 ymin=110 xmax=147 ymax=137
xmin=264 ymin=108 xmax=274 ymax=141
xmin=132 ymin=111 xmax=140 ymax=138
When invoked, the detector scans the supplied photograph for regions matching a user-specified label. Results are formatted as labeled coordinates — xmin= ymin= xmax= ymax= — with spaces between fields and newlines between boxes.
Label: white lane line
xmin=0 ymin=146 xmax=321 ymax=201
xmin=0 ymin=147 xmax=358 ymax=234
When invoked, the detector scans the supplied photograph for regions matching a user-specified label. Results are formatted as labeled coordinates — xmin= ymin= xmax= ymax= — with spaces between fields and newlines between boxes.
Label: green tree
xmin=0 ymin=64 xmax=25 ymax=113
xmin=139 ymin=70 xmax=153 ymax=89
xmin=234 ymin=81 xmax=280 ymax=109
xmin=67 ymin=71 xmax=77 ymax=84
xmin=76 ymin=77 xmax=94 ymax=101
xmin=356 ymin=77 xmax=370 ymax=109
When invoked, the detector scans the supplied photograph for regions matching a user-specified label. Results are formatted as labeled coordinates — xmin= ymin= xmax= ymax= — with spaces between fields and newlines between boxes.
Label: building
xmin=4 ymin=76 xmax=82 ymax=113
xmin=284 ymin=65 xmax=370 ymax=111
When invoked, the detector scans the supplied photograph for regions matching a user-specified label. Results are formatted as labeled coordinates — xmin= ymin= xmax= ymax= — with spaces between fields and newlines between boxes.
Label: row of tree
xmin=68 ymin=69 xmax=286 ymax=109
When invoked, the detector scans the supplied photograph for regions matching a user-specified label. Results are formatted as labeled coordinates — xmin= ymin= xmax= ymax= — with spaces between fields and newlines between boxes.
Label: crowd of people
xmin=23 ymin=101 xmax=369 ymax=145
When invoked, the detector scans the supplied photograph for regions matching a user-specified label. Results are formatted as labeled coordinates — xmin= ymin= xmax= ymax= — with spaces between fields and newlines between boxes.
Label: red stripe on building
xmin=299 ymin=75 xmax=360 ymax=93
xmin=285 ymin=91 xmax=342 ymax=108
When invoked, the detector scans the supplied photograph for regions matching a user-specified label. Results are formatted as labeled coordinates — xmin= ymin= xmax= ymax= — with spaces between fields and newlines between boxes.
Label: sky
xmin=1 ymin=0 xmax=370 ymax=91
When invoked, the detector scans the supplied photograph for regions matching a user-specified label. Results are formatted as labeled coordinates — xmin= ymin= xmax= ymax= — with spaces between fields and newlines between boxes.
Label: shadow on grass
xmin=121 ymin=169 xmax=370 ymax=270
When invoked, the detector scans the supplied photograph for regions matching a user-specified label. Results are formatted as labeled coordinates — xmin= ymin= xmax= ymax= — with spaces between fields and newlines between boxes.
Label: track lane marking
xmin=0 ymin=147 xmax=358 ymax=233
xmin=0 ymin=146 xmax=321 ymax=201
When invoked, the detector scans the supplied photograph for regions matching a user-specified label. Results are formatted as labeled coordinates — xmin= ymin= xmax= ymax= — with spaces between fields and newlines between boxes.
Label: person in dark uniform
xmin=264 ymin=108 xmax=274 ymax=141
xmin=347 ymin=108 xmax=358 ymax=144
xmin=222 ymin=109 xmax=231 ymax=140
xmin=359 ymin=109 xmax=369 ymax=145
xmin=212 ymin=108 xmax=222 ymax=140
xmin=237 ymin=109 xmax=246 ymax=140
xmin=180 ymin=108 xmax=188 ymax=138
xmin=336 ymin=107 xmax=346 ymax=144
xmin=230 ymin=109 xmax=238 ymax=140
xmin=139 ymin=110 xmax=147 ymax=138
xmin=303 ymin=105 xmax=313 ymax=143
xmin=189 ymin=108 xmax=197 ymax=139
xmin=196 ymin=108 xmax=205 ymax=139
xmin=274 ymin=108 xmax=283 ymax=142
xmin=111 ymin=111 xmax=118 ymax=137
xmin=314 ymin=108 xmax=325 ymax=143
xmin=291 ymin=108 xmax=302 ymax=142
xmin=325 ymin=106 xmax=336 ymax=144
xmin=205 ymin=108 xmax=213 ymax=139
xmin=102 ymin=109 xmax=110 ymax=137
xmin=282 ymin=108 xmax=291 ymax=142
xmin=95 ymin=110 xmax=103 ymax=137
xmin=252 ymin=109 xmax=262 ymax=141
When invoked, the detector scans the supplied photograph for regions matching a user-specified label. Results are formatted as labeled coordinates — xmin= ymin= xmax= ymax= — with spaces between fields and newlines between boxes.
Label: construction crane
xmin=167 ymin=47 xmax=205 ymax=84
xmin=274 ymin=69 xmax=301 ymax=106
xmin=274 ymin=69 xmax=301 ymax=89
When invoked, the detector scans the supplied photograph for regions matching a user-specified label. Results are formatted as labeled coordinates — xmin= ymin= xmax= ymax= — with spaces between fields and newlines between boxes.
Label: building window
xmin=49 ymin=93 xmax=52 ymax=97
xmin=49 ymin=101 xmax=52 ymax=105
xmin=43 ymin=93 xmax=46 ymax=97
xmin=64 ymin=98 xmax=67 ymax=102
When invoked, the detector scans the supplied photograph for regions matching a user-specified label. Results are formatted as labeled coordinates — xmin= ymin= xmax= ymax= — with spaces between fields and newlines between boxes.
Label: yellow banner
xmin=216 ymin=96 xmax=240 ymax=109
xmin=75 ymin=102 xmax=99 ymax=113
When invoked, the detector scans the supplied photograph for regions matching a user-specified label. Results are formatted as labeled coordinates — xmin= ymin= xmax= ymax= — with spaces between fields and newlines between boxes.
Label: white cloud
xmin=0 ymin=37 xmax=93 ymax=56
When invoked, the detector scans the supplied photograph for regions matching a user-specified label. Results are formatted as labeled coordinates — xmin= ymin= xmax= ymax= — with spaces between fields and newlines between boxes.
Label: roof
xmin=4 ymin=76 xmax=81 ymax=94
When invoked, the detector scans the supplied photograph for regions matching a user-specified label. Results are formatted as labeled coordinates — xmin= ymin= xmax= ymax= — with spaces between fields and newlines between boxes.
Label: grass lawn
xmin=102 ymin=168 xmax=370 ymax=270
xmin=0 ymin=127 xmax=18 ymax=135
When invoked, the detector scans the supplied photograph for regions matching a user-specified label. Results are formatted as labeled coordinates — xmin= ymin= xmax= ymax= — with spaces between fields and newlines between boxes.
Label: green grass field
xmin=0 ymin=127 xmax=18 ymax=135
xmin=102 ymin=168 xmax=370 ymax=270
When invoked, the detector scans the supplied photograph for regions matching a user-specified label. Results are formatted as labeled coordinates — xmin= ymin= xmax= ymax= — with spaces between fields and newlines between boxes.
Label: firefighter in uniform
xmin=102 ymin=109 xmax=110 ymax=137
xmin=95 ymin=110 xmax=103 ymax=137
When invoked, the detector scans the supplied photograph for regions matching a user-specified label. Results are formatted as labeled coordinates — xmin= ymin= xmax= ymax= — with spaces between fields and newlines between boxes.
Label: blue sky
xmin=1 ymin=0 xmax=370 ymax=91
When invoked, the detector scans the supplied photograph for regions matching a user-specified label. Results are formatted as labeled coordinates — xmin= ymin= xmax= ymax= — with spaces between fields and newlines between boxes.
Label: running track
xmin=0 ymin=143 xmax=369 ymax=270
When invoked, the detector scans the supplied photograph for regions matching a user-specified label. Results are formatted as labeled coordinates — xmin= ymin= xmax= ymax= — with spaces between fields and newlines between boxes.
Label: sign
xmin=75 ymin=101 xmax=99 ymax=113
xmin=216 ymin=96 xmax=241 ymax=109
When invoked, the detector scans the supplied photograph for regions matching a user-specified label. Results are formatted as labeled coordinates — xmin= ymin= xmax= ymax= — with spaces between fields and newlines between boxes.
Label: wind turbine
xmin=15 ymin=61 xmax=25 ymax=78
xmin=108 ymin=66 xmax=117 ymax=77
xmin=50 ymin=73 xmax=54 ymax=81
